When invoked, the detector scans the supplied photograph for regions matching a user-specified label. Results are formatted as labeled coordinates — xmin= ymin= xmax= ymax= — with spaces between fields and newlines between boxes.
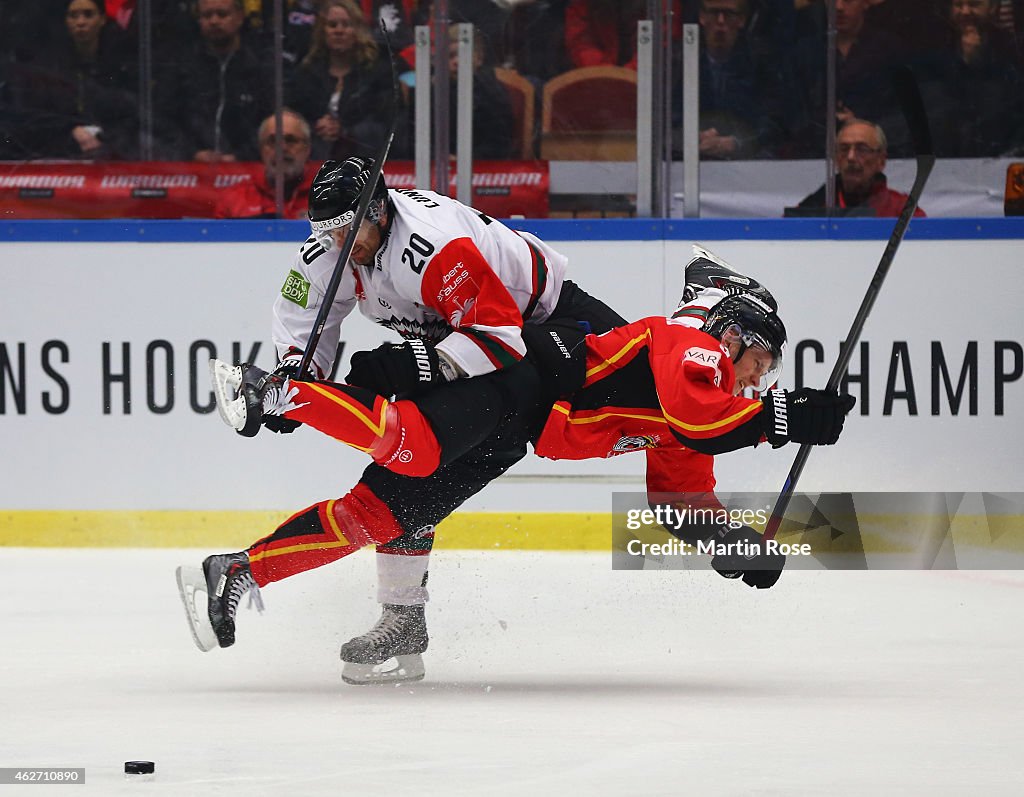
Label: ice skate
xmin=210 ymin=360 xmax=298 ymax=438
xmin=175 ymin=552 xmax=264 ymax=651
xmin=340 ymin=604 xmax=428 ymax=685
xmin=677 ymin=244 xmax=777 ymax=311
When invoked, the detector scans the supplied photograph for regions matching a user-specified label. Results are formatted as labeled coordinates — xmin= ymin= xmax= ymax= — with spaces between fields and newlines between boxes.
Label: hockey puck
xmin=124 ymin=761 xmax=155 ymax=775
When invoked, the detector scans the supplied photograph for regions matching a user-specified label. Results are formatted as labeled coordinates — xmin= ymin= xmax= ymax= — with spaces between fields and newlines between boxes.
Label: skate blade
xmin=342 ymin=655 xmax=425 ymax=685
xmin=209 ymin=358 xmax=246 ymax=431
xmin=175 ymin=565 xmax=218 ymax=652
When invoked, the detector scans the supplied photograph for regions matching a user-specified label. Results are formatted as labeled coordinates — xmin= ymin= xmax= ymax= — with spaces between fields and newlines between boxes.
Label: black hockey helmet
xmin=308 ymin=157 xmax=388 ymax=248
xmin=702 ymin=293 xmax=787 ymax=391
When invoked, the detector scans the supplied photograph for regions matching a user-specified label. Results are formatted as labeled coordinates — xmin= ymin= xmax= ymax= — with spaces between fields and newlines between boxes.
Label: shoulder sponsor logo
xmin=683 ymin=346 xmax=723 ymax=386
xmin=683 ymin=347 xmax=721 ymax=366
xmin=442 ymin=262 xmax=466 ymax=284
xmin=436 ymin=267 xmax=472 ymax=303
xmin=281 ymin=269 xmax=311 ymax=308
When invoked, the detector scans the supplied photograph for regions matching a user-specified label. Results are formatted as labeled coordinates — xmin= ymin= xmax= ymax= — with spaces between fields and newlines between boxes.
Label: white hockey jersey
xmin=271 ymin=188 xmax=567 ymax=379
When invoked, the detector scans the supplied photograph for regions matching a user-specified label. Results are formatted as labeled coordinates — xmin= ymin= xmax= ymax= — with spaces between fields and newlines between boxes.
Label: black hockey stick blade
xmin=298 ymin=23 xmax=400 ymax=378
xmin=763 ymin=68 xmax=934 ymax=541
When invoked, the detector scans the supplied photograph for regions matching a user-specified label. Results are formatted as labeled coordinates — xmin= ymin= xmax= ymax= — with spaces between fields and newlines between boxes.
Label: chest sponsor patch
xmin=281 ymin=270 xmax=311 ymax=308
xmin=683 ymin=346 xmax=723 ymax=386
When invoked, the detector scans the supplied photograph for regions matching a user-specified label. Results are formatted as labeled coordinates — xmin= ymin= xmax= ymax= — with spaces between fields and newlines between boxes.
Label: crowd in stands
xmin=1 ymin=0 xmax=1023 ymax=166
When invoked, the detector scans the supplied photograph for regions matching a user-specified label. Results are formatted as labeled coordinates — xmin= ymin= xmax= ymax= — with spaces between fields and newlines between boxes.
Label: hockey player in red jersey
xmin=181 ymin=275 xmax=855 ymax=678
xmin=178 ymin=156 xmax=625 ymax=682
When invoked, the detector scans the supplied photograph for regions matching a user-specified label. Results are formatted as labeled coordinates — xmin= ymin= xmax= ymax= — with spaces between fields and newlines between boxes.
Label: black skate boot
xmin=175 ymin=551 xmax=265 ymax=652
xmin=203 ymin=552 xmax=264 ymax=648
xmin=210 ymin=359 xmax=292 ymax=438
xmin=340 ymin=604 xmax=428 ymax=685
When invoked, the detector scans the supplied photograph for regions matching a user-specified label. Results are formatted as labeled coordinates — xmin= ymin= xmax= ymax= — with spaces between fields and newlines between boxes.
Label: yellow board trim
xmin=0 ymin=511 xmax=610 ymax=550
xmin=1 ymin=510 xmax=1022 ymax=552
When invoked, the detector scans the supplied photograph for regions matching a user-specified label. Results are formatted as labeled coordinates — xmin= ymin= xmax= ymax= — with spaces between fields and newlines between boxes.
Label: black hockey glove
xmin=709 ymin=525 xmax=785 ymax=589
xmin=261 ymin=359 xmax=309 ymax=434
xmin=521 ymin=320 xmax=588 ymax=397
xmin=346 ymin=339 xmax=442 ymax=398
xmin=760 ymin=388 xmax=856 ymax=448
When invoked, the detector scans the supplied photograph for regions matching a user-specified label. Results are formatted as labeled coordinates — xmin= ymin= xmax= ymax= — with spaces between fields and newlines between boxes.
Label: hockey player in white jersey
xmin=181 ymin=157 xmax=625 ymax=683
xmin=276 ymin=162 xmax=581 ymax=385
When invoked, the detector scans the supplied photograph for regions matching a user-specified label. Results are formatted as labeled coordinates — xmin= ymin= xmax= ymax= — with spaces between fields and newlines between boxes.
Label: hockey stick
xmin=297 ymin=24 xmax=400 ymax=378
xmin=763 ymin=67 xmax=935 ymax=542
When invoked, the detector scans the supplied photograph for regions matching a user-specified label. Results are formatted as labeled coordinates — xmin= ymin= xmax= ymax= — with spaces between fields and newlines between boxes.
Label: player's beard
xmin=351 ymin=237 xmax=373 ymax=265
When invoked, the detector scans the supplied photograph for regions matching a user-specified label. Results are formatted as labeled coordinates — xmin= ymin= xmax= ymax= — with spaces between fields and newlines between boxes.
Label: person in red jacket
xmin=795 ymin=118 xmax=927 ymax=217
xmin=564 ymin=0 xmax=645 ymax=68
xmin=181 ymin=282 xmax=854 ymax=677
xmin=214 ymin=109 xmax=319 ymax=219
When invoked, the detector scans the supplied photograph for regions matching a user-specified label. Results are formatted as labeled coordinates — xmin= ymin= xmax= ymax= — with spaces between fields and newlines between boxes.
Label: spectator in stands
xmin=155 ymin=0 xmax=272 ymax=162
xmin=564 ymin=0 xmax=645 ymax=69
xmin=285 ymin=0 xmax=397 ymax=160
xmin=942 ymin=0 xmax=1021 ymax=66
xmin=794 ymin=118 xmax=927 ymax=216
xmin=215 ymin=109 xmax=319 ymax=218
xmin=446 ymin=24 xmax=515 ymax=160
xmin=5 ymin=0 xmax=138 ymax=159
xmin=245 ymin=0 xmax=318 ymax=65
xmin=105 ymin=0 xmax=198 ymax=63
xmin=788 ymin=0 xmax=906 ymax=157
xmin=743 ymin=0 xmax=799 ymax=51
xmin=694 ymin=0 xmax=789 ymax=159
xmin=499 ymin=0 xmax=571 ymax=82
xmin=931 ymin=0 xmax=1024 ymax=156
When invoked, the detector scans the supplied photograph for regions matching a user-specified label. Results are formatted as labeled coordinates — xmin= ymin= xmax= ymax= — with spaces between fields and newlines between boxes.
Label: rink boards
xmin=1 ymin=218 xmax=1022 ymax=547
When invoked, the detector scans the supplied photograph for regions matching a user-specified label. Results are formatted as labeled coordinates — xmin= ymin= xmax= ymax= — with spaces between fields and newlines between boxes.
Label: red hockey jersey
xmin=533 ymin=317 xmax=767 ymax=467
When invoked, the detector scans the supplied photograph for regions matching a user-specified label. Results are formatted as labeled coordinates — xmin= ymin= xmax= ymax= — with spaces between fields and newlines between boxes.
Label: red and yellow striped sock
xmin=247 ymin=482 xmax=406 ymax=586
xmin=283 ymin=381 xmax=442 ymax=477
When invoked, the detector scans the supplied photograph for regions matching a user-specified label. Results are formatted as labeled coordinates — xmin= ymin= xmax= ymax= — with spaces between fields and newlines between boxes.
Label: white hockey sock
xmin=376 ymin=552 xmax=430 ymax=605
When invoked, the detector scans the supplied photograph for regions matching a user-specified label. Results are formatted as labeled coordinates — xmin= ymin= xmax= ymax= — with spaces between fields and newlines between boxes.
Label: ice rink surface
xmin=1 ymin=548 xmax=1022 ymax=795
